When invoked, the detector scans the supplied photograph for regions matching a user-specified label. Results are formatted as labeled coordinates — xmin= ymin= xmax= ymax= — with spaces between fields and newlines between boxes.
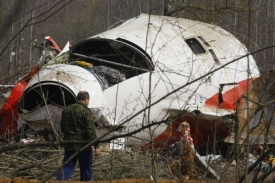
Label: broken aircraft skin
xmin=224 ymin=70 xmax=275 ymax=145
xmin=1 ymin=14 xmax=262 ymax=153
xmin=0 ymin=36 xmax=61 ymax=139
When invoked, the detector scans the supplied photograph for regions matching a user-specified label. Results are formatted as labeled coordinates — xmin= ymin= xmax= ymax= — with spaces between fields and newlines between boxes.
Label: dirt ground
xmin=0 ymin=111 xmax=274 ymax=183
xmin=0 ymin=177 xmax=234 ymax=183
xmin=1 ymin=142 xmax=275 ymax=183
xmin=210 ymin=160 xmax=275 ymax=183
xmin=1 ymin=161 xmax=275 ymax=183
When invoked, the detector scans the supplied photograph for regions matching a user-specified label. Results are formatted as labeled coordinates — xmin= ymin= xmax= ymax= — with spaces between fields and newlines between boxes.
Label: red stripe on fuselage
xmin=205 ymin=78 xmax=256 ymax=110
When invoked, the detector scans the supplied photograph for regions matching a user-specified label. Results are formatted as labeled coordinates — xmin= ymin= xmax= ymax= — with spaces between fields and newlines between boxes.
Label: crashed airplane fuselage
xmin=15 ymin=14 xmax=260 ymax=150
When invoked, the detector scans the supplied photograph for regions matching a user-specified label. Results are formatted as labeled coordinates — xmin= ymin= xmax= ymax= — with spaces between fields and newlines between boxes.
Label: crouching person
xmin=177 ymin=121 xmax=195 ymax=176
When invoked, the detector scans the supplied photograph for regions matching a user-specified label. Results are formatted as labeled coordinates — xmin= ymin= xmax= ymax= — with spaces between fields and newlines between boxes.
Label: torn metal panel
xmin=194 ymin=151 xmax=220 ymax=180
xmin=224 ymin=70 xmax=275 ymax=144
xmin=91 ymin=66 xmax=126 ymax=89
xmin=18 ymin=64 xmax=105 ymax=137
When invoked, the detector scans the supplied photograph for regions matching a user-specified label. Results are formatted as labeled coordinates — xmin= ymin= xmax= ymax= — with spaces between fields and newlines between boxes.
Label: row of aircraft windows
xmin=185 ymin=36 xmax=220 ymax=64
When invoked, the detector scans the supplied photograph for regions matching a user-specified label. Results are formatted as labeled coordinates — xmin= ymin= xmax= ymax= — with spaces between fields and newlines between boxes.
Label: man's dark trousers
xmin=56 ymin=150 xmax=92 ymax=181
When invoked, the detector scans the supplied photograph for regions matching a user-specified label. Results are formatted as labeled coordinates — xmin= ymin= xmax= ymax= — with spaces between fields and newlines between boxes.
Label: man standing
xmin=57 ymin=91 xmax=100 ymax=181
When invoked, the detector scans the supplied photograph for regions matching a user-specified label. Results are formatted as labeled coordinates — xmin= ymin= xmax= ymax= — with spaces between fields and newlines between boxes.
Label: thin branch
xmin=0 ymin=0 xmax=74 ymax=58
xmin=0 ymin=117 xmax=172 ymax=153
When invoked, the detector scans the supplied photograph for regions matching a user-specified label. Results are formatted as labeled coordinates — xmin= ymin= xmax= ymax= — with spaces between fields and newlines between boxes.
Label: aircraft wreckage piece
xmin=224 ymin=70 xmax=275 ymax=144
xmin=18 ymin=64 xmax=105 ymax=140
xmin=13 ymin=14 xmax=260 ymax=151
xmin=0 ymin=36 xmax=61 ymax=138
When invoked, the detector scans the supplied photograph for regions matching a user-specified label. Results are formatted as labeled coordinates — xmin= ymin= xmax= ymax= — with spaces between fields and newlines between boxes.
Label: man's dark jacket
xmin=60 ymin=101 xmax=97 ymax=151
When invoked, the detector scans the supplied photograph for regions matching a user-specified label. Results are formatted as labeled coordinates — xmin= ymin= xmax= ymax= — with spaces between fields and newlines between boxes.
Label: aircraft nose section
xmin=18 ymin=64 xmax=105 ymax=139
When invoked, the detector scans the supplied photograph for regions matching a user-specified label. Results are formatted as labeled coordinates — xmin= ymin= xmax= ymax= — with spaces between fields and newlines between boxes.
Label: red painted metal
xmin=143 ymin=78 xmax=256 ymax=150
xmin=142 ymin=116 xmax=230 ymax=151
xmin=46 ymin=37 xmax=61 ymax=53
xmin=0 ymin=66 xmax=39 ymax=139
xmin=205 ymin=78 xmax=256 ymax=110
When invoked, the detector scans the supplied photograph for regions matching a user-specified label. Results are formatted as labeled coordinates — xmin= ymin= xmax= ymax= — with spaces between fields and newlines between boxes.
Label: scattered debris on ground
xmin=1 ymin=132 xmax=275 ymax=183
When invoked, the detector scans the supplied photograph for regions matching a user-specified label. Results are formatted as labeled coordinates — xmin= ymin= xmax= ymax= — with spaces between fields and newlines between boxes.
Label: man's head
xmin=76 ymin=91 xmax=90 ymax=106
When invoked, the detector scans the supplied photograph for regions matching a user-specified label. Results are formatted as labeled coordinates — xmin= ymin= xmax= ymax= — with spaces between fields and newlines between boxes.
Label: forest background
xmin=0 ymin=0 xmax=275 ymax=182
xmin=0 ymin=0 xmax=274 ymax=84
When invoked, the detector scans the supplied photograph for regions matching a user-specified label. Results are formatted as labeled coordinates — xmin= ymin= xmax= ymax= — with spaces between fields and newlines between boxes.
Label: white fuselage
xmin=18 ymin=14 xmax=260 ymax=148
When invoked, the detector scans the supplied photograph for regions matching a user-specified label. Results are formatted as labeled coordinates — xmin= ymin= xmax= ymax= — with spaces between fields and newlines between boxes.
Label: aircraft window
xmin=209 ymin=49 xmax=220 ymax=65
xmin=198 ymin=36 xmax=211 ymax=47
xmin=116 ymin=38 xmax=152 ymax=66
xmin=69 ymin=39 xmax=153 ymax=79
xmin=185 ymin=38 xmax=206 ymax=54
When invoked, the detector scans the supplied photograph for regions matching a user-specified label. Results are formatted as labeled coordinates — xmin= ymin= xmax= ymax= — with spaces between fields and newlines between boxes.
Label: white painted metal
xmin=19 ymin=64 xmax=104 ymax=136
xmin=27 ymin=64 xmax=104 ymax=109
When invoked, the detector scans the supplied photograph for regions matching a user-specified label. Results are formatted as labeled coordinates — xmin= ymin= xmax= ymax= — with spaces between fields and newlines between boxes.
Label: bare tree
xmin=1 ymin=1 xmax=275 ymax=183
